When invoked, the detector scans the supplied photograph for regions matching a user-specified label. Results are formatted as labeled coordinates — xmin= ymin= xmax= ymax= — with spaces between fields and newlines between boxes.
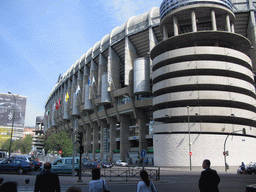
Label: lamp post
xmin=8 ymin=92 xmax=16 ymax=158
xmin=187 ymin=106 xmax=192 ymax=171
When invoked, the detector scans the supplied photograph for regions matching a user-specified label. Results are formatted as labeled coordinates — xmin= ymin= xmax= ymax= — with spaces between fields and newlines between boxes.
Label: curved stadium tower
xmin=151 ymin=0 xmax=256 ymax=166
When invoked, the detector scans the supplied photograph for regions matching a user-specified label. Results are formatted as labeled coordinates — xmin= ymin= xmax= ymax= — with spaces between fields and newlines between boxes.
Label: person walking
xmin=199 ymin=159 xmax=220 ymax=192
xmin=137 ymin=169 xmax=157 ymax=192
xmin=89 ymin=167 xmax=109 ymax=192
xmin=34 ymin=162 xmax=61 ymax=192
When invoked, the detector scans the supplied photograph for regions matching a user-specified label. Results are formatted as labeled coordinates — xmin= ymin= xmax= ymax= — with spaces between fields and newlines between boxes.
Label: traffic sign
xmin=189 ymin=152 xmax=192 ymax=156
xmin=59 ymin=150 xmax=62 ymax=155
xmin=141 ymin=149 xmax=146 ymax=158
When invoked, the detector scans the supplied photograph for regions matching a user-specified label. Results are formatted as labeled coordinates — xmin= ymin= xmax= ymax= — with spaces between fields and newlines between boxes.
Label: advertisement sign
xmin=0 ymin=93 xmax=27 ymax=127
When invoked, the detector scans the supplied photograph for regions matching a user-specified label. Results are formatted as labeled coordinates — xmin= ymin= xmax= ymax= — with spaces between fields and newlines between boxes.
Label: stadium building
xmin=44 ymin=0 xmax=256 ymax=167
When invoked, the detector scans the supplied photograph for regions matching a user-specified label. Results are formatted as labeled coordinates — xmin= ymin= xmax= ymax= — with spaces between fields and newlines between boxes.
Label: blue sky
xmin=0 ymin=0 xmax=162 ymax=126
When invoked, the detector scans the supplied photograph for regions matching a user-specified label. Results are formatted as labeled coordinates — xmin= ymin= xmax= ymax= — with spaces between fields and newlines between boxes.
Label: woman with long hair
xmin=137 ymin=170 xmax=157 ymax=192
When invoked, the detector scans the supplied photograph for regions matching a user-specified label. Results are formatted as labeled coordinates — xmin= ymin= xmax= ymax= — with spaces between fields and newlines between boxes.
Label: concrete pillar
xmin=92 ymin=122 xmax=99 ymax=159
xmin=100 ymin=120 xmax=108 ymax=160
xmin=67 ymin=78 xmax=72 ymax=114
xmin=109 ymin=118 xmax=117 ymax=161
xmin=120 ymin=115 xmax=130 ymax=161
xmin=98 ymin=54 xmax=107 ymax=96
xmin=138 ymin=111 xmax=147 ymax=154
xmin=108 ymin=47 xmax=120 ymax=91
xmin=89 ymin=60 xmax=98 ymax=99
xmin=124 ymin=37 xmax=138 ymax=86
xmin=83 ymin=66 xmax=90 ymax=104
xmin=226 ymin=14 xmax=231 ymax=32
xmin=231 ymin=23 xmax=235 ymax=33
xmin=77 ymin=70 xmax=83 ymax=104
xmin=211 ymin=10 xmax=217 ymax=31
xmin=149 ymin=27 xmax=158 ymax=78
xmin=163 ymin=25 xmax=168 ymax=40
xmin=173 ymin=16 xmax=179 ymax=36
xmin=191 ymin=10 xmax=197 ymax=32
xmin=86 ymin=124 xmax=92 ymax=157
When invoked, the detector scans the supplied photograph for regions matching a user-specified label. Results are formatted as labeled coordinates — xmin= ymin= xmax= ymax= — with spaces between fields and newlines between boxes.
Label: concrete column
xmin=226 ymin=14 xmax=231 ymax=32
xmin=149 ymin=27 xmax=158 ymax=78
xmin=83 ymin=66 xmax=90 ymax=104
xmin=100 ymin=120 xmax=108 ymax=159
xmin=98 ymin=54 xmax=107 ymax=96
xmin=191 ymin=10 xmax=197 ymax=32
xmin=67 ymin=78 xmax=72 ymax=114
xmin=77 ymin=70 xmax=83 ymax=104
xmin=163 ymin=25 xmax=168 ymax=40
xmin=211 ymin=10 xmax=217 ymax=31
xmin=173 ymin=16 xmax=179 ymax=36
xmin=124 ymin=37 xmax=138 ymax=86
xmin=92 ymin=122 xmax=99 ymax=159
xmin=108 ymin=47 xmax=120 ymax=91
xmin=231 ymin=23 xmax=235 ymax=33
xmin=89 ymin=60 xmax=98 ymax=99
xmin=86 ymin=124 xmax=92 ymax=157
xmin=120 ymin=115 xmax=130 ymax=161
xmin=138 ymin=111 xmax=147 ymax=154
xmin=109 ymin=118 xmax=117 ymax=161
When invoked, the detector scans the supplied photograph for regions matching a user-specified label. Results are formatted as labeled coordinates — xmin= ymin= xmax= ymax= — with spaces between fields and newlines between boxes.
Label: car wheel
xmin=18 ymin=168 xmax=24 ymax=175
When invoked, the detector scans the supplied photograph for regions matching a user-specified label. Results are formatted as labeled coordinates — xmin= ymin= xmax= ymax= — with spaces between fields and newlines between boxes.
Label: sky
xmin=0 ymin=0 xmax=162 ymax=127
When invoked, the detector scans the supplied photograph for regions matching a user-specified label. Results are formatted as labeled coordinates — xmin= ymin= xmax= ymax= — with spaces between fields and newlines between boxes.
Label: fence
xmin=99 ymin=167 xmax=160 ymax=182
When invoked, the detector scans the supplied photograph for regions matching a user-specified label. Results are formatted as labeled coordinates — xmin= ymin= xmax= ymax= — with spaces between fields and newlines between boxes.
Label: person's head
xmin=66 ymin=186 xmax=82 ymax=192
xmin=44 ymin=161 xmax=52 ymax=171
xmin=202 ymin=159 xmax=211 ymax=169
xmin=91 ymin=167 xmax=101 ymax=180
xmin=140 ymin=170 xmax=150 ymax=186
xmin=0 ymin=181 xmax=18 ymax=192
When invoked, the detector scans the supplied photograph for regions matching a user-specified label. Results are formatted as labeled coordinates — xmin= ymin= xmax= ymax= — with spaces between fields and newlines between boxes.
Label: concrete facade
xmin=44 ymin=0 xmax=256 ymax=166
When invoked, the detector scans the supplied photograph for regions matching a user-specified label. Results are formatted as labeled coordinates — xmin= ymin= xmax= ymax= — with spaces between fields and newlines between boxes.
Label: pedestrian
xmin=199 ymin=159 xmax=220 ymax=192
xmin=89 ymin=167 xmax=109 ymax=192
xmin=34 ymin=161 xmax=61 ymax=192
xmin=137 ymin=169 xmax=157 ymax=192
xmin=66 ymin=186 xmax=82 ymax=192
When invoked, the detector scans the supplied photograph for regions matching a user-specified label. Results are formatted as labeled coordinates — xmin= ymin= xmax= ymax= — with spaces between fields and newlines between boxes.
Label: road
xmin=0 ymin=168 xmax=255 ymax=191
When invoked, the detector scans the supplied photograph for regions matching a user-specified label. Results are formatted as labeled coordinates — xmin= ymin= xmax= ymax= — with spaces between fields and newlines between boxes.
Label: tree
xmin=43 ymin=131 xmax=72 ymax=157
xmin=0 ymin=135 xmax=32 ymax=154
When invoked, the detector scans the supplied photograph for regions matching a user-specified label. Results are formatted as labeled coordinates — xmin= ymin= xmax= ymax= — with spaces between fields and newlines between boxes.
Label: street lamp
xmin=8 ymin=92 xmax=16 ymax=158
xmin=187 ymin=106 xmax=192 ymax=171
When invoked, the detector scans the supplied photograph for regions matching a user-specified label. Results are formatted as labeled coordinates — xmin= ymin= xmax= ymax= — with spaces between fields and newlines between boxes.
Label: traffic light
xmin=77 ymin=132 xmax=83 ymax=145
xmin=79 ymin=146 xmax=84 ymax=154
xmin=243 ymin=128 xmax=246 ymax=135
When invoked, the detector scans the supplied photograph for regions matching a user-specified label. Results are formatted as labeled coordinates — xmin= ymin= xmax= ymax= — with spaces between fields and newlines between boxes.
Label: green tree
xmin=43 ymin=131 xmax=72 ymax=157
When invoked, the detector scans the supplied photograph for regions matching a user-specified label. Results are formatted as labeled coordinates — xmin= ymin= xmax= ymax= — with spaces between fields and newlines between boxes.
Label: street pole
xmin=8 ymin=92 xmax=16 ymax=158
xmin=187 ymin=106 xmax=192 ymax=171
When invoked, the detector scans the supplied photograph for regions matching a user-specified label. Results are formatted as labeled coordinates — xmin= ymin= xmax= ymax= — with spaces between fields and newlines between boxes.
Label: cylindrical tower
xmin=151 ymin=0 xmax=256 ymax=166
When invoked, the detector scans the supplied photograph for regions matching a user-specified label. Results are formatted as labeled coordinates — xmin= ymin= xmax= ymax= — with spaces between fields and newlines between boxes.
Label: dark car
xmin=0 ymin=158 xmax=33 ymax=174
xmin=30 ymin=159 xmax=42 ymax=171
xmin=101 ymin=161 xmax=113 ymax=168
xmin=82 ymin=159 xmax=99 ymax=170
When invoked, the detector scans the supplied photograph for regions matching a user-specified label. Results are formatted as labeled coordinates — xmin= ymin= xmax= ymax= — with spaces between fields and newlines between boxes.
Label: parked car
xmin=101 ymin=161 xmax=113 ymax=168
xmin=82 ymin=160 xmax=99 ymax=170
xmin=246 ymin=162 xmax=256 ymax=174
xmin=10 ymin=155 xmax=31 ymax=163
xmin=0 ymin=158 xmax=33 ymax=174
xmin=116 ymin=160 xmax=128 ymax=167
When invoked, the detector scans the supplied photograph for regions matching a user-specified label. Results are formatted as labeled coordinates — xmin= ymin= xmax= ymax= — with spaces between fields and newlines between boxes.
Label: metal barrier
xmin=100 ymin=167 xmax=160 ymax=182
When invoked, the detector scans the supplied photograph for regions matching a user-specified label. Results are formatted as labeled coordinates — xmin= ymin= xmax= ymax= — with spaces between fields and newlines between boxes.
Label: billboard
xmin=0 ymin=93 xmax=27 ymax=127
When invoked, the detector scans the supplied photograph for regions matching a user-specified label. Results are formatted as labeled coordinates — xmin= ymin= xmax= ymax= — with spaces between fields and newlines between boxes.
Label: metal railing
xmin=100 ymin=167 xmax=160 ymax=182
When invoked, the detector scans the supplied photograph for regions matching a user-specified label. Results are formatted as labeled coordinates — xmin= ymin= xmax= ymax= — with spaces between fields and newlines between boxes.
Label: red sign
xmin=59 ymin=150 xmax=62 ymax=154
xmin=189 ymin=152 xmax=192 ymax=156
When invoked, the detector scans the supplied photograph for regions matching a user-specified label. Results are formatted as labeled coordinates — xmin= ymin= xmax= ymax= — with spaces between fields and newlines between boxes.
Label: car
xmin=0 ymin=158 xmax=33 ymax=174
xmin=116 ymin=160 xmax=128 ymax=167
xmin=101 ymin=161 xmax=113 ymax=168
xmin=82 ymin=160 xmax=99 ymax=170
xmin=30 ymin=159 xmax=43 ymax=171
xmin=10 ymin=155 xmax=31 ymax=163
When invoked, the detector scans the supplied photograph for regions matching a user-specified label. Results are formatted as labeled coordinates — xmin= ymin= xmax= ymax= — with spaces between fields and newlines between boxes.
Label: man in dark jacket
xmin=34 ymin=162 xmax=60 ymax=192
xmin=199 ymin=159 xmax=220 ymax=192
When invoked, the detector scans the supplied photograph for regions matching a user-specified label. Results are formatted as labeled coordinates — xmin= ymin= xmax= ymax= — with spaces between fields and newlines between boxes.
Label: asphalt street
xmin=0 ymin=167 xmax=255 ymax=191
